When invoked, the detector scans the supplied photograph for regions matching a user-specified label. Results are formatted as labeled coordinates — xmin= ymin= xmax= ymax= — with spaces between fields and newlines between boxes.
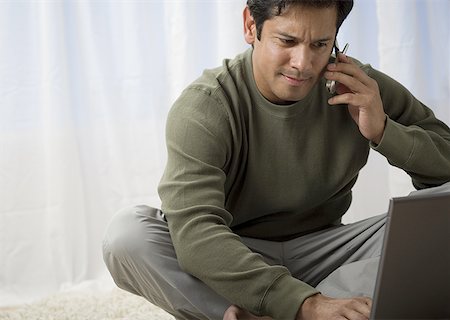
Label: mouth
xmin=282 ymin=74 xmax=309 ymax=86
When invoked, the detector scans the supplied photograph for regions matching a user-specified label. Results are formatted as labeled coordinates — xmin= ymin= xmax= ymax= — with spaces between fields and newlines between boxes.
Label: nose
xmin=290 ymin=45 xmax=313 ymax=73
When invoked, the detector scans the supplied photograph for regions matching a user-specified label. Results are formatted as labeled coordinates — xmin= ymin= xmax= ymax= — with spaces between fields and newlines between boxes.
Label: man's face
xmin=245 ymin=5 xmax=337 ymax=104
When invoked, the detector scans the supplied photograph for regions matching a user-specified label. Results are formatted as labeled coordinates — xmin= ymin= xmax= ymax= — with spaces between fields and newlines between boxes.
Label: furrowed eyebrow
xmin=277 ymin=32 xmax=296 ymax=39
xmin=276 ymin=33 xmax=333 ymax=43
xmin=313 ymin=37 xmax=333 ymax=43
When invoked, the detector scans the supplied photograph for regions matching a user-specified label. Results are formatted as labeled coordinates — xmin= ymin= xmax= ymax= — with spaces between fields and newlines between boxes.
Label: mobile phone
xmin=326 ymin=43 xmax=349 ymax=94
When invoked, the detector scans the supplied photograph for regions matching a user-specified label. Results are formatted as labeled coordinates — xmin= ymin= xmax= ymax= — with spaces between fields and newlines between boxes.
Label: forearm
xmin=165 ymin=205 xmax=318 ymax=319
xmin=367 ymin=66 xmax=450 ymax=188
xmin=371 ymin=116 xmax=450 ymax=188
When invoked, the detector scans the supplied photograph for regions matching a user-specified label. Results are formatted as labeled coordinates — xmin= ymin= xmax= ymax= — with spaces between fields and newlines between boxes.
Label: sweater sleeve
xmin=368 ymin=68 xmax=450 ymax=189
xmin=158 ymin=88 xmax=318 ymax=319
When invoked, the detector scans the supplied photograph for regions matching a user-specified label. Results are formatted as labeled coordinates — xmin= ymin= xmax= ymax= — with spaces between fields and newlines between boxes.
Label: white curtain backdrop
xmin=1 ymin=0 xmax=448 ymax=306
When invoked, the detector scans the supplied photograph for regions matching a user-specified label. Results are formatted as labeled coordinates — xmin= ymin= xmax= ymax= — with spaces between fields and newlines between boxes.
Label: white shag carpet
xmin=0 ymin=288 xmax=175 ymax=320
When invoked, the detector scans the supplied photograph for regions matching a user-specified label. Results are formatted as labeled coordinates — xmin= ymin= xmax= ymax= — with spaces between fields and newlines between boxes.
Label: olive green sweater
xmin=158 ymin=48 xmax=450 ymax=319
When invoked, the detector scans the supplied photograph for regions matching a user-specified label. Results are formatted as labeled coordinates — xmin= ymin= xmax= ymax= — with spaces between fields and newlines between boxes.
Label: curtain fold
xmin=1 ymin=0 xmax=448 ymax=306
xmin=376 ymin=0 xmax=450 ymax=196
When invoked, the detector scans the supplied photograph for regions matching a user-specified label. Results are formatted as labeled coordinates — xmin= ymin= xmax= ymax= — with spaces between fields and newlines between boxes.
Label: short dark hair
xmin=247 ymin=0 xmax=354 ymax=40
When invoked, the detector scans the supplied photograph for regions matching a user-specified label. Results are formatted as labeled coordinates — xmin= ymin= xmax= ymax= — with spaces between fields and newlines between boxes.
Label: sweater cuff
xmin=260 ymin=274 xmax=319 ymax=320
xmin=370 ymin=116 xmax=415 ymax=167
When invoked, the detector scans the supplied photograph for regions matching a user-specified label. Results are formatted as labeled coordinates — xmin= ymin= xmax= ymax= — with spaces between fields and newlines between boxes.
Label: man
xmin=103 ymin=1 xmax=450 ymax=319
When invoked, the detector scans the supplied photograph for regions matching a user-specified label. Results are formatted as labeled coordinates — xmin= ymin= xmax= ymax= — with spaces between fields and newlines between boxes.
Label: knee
xmin=102 ymin=206 xmax=180 ymax=308
xmin=102 ymin=205 xmax=157 ymax=265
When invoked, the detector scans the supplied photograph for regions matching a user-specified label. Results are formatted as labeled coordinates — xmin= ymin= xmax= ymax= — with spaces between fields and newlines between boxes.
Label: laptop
xmin=370 ymin=191 xmax=450 ymax=319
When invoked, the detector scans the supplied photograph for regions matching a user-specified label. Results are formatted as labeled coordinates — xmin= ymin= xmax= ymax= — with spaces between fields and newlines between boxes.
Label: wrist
xmin=295 ymin=293 xmax=321 ymax=320
xmin=371 ymin=114 xmax=387 ymax=145
xmin=371 ymin=133 xmax=383 ymax=146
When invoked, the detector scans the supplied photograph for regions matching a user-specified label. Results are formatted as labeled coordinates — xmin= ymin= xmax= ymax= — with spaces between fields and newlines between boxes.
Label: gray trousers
xmin=102 ymin=183 xmax=450 ymax=320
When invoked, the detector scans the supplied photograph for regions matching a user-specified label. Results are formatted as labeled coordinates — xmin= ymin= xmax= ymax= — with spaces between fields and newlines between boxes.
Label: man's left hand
xmin=325 ymin=53 xmax=386 ymax=145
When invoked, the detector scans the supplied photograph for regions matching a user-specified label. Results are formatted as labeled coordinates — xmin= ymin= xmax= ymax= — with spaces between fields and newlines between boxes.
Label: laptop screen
xmin=370 ymin=192 xmax=450 ymax=319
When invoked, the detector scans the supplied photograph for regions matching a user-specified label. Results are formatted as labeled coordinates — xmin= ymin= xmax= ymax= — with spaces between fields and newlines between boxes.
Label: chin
xmin=280 ymin=85 xmax=314 ymax=102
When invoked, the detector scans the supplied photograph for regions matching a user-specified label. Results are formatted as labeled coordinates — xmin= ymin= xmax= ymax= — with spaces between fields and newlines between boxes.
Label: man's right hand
xmin=297 ymin=294 xmax=372 ymax=320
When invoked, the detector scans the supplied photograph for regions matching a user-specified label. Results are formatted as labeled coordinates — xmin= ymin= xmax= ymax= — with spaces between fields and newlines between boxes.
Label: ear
xmin=243 ymin=7 xmax=257 ymax=45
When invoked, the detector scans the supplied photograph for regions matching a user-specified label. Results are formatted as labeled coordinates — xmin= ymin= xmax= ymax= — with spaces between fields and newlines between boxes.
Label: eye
xmin=278 ymin=37 xmax=296 ymax=46
xmin=314 ymin=42 xmax=328 ymax=49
